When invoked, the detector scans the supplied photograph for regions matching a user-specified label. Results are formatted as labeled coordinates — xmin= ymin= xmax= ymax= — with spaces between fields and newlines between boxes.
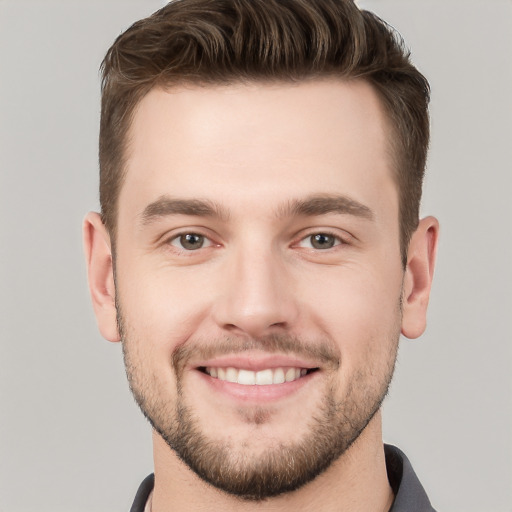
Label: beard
xmin=118 ymin=308 xmax=399 ymax=501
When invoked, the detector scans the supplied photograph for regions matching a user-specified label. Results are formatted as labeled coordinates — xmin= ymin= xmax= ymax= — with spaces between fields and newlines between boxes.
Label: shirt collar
xmin=385 ymin=444 xmax=436 ymax=512
xmin=130 ymin=445 xmax=436 ymax=512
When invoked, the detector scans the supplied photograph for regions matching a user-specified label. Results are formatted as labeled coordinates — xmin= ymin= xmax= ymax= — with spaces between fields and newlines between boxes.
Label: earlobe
xmin=83 ymin=212 xmax=120 ymax=342
xmin=401 ymin=216 xmax=439 ymax=339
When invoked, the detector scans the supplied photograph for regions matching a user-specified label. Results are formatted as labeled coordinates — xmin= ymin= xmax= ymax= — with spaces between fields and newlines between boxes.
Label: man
xmin=83 ymin=0 xmax=439 ymax=510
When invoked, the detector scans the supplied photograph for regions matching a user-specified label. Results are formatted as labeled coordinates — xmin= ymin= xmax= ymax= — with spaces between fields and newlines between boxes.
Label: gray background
xmin=0 ymin=1 xmax=510 ymax=510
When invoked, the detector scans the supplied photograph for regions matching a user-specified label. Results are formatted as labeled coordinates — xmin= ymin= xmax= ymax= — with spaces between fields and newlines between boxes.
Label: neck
xmin=151 ymin=411 xmax=394 ymax=512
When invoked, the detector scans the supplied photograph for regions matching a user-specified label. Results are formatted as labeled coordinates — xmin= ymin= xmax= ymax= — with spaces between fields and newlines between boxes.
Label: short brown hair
xmin=100 ymin=0 xmax=430 ymax=264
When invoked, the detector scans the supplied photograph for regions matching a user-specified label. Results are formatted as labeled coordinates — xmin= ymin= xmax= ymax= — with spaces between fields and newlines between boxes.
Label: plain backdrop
xmin=1 ymin=1 xmax=511 ymax=511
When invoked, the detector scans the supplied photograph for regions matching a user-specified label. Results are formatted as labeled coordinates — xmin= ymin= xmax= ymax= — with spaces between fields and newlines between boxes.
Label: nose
xmin=211 ymin=244 xmax=299 ymax=338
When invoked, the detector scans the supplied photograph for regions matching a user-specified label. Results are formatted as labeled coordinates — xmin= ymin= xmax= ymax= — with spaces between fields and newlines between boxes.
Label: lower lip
xmin=196 ymin=370 xmax=317 ymax=403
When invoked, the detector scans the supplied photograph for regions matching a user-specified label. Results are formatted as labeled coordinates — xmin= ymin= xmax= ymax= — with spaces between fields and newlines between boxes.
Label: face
xmin=114 ymin=80 xmax=405 ymax=499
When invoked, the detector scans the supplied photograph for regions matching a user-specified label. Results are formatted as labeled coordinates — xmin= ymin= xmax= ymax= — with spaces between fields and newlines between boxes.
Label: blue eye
xmin=170 ymin=233 xmax=211 ymax=250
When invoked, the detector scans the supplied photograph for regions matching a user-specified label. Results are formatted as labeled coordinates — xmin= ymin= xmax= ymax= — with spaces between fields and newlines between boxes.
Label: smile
xmin=201 ymin=366 xmax=317 ymax=385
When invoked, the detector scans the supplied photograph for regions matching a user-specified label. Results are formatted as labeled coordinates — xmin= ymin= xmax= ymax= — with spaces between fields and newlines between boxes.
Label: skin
xmin=84 ymin=79 xmax=438 ymax=511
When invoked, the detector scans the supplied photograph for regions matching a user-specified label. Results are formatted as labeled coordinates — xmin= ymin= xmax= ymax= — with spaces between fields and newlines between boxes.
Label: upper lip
xmin=193 ymin=352 xmax=321 ymax=372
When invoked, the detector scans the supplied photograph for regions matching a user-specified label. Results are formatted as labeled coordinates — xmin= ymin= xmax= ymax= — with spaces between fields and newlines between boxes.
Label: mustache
xmin=172 ymin=333 xmax=341 ymax=376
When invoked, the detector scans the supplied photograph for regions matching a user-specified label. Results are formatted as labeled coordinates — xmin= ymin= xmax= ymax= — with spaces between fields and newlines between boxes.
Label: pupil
xmin=312 ymin=234 xmax=334 ymax=249
xmin=181 ymin=233 xmax=203 ymax=250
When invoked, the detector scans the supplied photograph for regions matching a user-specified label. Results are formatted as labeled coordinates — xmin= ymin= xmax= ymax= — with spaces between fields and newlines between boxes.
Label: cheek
xmin=115 ymin=259 xmax=215 ymax=355
xmin=298 ymin=263 xmax=403 ymax=355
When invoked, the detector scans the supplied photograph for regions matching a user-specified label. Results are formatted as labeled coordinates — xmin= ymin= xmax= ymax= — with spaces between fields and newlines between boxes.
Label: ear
xmin=83 ymin=212 xmax=120 ymax=342
xmin=401 ymin=216 xmax=439 ymax=339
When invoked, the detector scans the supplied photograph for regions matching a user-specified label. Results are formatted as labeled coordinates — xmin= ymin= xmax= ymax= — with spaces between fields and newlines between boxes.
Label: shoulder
xmin=385 ymin=445 xmax=437 ymax=512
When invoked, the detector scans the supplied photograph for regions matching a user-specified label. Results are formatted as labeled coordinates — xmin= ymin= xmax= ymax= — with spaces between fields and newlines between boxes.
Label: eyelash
xmin=295 ymin=231 xmax=347 ymax=250
xmin=165 ymin=230 xmax=348 ymax=253
xmin=167 ymin=232 xmax=214 ymax=252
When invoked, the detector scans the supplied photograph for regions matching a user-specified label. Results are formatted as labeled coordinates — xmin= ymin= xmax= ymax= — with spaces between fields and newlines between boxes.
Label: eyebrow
xmin=140 ymin=193 xmax=374 ymax=225
xmin=280 ymin=194 xmax=374 ymax=221
xmin=141 ymin=196 xmax=230 ymax=224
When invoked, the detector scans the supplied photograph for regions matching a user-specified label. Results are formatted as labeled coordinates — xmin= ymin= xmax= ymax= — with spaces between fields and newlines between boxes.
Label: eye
xmin=299 ymin=233 xmax=342 ymax=250
xmin=169 ymin=233 xmax=212 ymax=251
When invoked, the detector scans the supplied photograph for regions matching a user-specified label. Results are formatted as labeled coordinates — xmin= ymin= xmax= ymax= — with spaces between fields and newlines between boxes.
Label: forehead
xmin=120 ymin=79 xmax=396 ymax=223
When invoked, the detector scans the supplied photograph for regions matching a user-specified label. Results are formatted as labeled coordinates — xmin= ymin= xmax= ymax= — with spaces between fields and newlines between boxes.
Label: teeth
xmin=225 ymin=367 xmax=238 ymax=383
xmin=256 ymin=369 xmax=273 ymax=385
xmin=273 ymin=368 xmax=285 ymax=384
xmin=238 ymin=369 xmax=256 ymax=385
xmin=285 ymin=368 xmax=296 ymax=382
xmin=205 ymin=366 xmax=311 ymax=385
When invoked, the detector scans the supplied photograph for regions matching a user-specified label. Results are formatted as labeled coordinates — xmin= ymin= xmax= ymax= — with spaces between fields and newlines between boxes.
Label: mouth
xmin=191 ymin=353 xmax=323 ymax=402
xmin=198 ymin=366 xmax=319 ymax=385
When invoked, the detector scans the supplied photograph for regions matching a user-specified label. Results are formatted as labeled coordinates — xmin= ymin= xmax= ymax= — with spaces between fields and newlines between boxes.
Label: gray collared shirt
xmin=130 ymin=444 xmax=436 ymax=511
xmin=385 ymin=444 xmax=436 ymax=511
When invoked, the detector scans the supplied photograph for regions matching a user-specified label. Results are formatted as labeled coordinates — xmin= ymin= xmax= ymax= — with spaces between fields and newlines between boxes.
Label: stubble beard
xmin=118 ymin=309 xmax=399 ymax=501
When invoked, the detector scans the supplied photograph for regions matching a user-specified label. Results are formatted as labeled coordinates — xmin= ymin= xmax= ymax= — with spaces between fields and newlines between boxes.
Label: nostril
xmin=223 ymin=323 xmax=240 ymax=332
xmin=270 ymin=322 xmax=287 ymax=328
